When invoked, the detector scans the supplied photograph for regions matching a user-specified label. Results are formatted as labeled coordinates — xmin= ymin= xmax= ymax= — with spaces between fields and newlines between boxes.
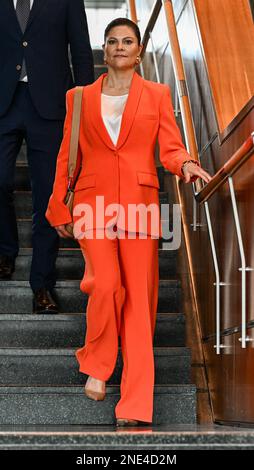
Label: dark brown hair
xmin=104 ymin=18 xmax=141 ymax=45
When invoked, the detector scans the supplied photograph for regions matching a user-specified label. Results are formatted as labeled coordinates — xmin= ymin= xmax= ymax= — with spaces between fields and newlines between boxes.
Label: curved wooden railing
xmin=194 ymin=133 xmax=254 ymax=203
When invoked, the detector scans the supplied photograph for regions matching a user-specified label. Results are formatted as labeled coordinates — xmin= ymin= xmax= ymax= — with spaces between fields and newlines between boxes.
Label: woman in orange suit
xmin=46 ymin=18 xmax=211 ymax=426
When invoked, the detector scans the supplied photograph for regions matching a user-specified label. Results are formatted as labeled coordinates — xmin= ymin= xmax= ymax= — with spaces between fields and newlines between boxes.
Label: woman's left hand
xmin=55 ymin=224 xmax=74 ymax=239
xmin=182 ymin=162 xmax=212 ymax=184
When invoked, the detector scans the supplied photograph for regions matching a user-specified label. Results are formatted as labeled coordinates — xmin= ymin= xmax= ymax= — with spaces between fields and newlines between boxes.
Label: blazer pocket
xmin=137 ymin=171 xmax=160 ymax=189
xmin=136 ymin=114 xmax=157 ymax=120
xmin=75 ymin=174 xmax=96 ymax=191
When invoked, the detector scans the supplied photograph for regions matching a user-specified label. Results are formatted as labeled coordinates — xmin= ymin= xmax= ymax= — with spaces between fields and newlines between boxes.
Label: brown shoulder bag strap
xmin=68 ymin=86 xmax=84 ymax=182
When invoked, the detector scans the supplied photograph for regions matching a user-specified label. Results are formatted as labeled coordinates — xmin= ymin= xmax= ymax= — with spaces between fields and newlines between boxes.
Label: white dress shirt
xmin=101 ymin=93 xmax=128 ymax=146
xmin=14 ymin=0 xmax=34 ymax=82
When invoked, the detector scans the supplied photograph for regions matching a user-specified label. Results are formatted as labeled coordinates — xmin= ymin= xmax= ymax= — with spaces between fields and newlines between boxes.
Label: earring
xmin=136 ymin=56 xmax=141 ymax=64
xmin=104 ymin=57 xmax=107 ymax=64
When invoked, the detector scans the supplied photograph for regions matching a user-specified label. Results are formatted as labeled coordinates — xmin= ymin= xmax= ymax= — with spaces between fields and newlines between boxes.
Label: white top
xmin=101 ymin=93 xmax=128 ymax=146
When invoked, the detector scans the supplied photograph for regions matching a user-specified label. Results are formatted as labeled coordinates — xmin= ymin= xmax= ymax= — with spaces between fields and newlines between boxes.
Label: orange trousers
xmin=75 ymin=227 xmax=159 ymax=423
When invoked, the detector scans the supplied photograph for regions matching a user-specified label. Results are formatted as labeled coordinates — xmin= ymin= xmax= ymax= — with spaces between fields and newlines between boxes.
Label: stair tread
xmin=0 ymin=279 xmax=181 ymax=287
xmin=0 ymin=312 xmax=185 ymax=319
xmin=0 ymin=425 xmax=251 ymax=450
xmin=0 ymin=347 xmax=191 ymax=356
xmin=0 ymin=384 xmax=196 ymax=393
xmin=17 ymin=247 xmax=176 ymax=257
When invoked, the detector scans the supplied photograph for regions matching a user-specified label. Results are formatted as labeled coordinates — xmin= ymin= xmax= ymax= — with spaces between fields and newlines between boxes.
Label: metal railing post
xmin=204 ymin=201 xmax=228 ymax=354
xmin=228 ymin=176 xmax=254 ymax=348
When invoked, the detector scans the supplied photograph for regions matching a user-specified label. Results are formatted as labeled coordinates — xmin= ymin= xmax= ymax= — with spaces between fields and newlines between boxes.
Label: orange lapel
xmin=87 ymin=71 xmax=144 ymax=150
xmin=116 ymin=71 xmax=144 ymax=149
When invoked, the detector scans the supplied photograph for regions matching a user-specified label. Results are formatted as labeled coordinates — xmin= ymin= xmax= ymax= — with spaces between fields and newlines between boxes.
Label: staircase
xmin=0 ymin=50 xmax=197 ymax=445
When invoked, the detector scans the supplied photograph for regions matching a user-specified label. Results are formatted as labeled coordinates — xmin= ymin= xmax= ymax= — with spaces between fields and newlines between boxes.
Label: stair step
xmin=15 ymin=163 xmax=31 ymax=190
xmin=0 ymin=347 xmax=191 ymax=385
xmin=15 ymin=248 xmax=84 ymax=280
xmin=15 ymin=163 xmax=166 ymax=192
xmin=14 ymin=190 xmax=169 ymax=218
xmin=0 ymin=385 xmax=196 ymax=425
xmin=0 ymin=426 xmax=252 ymax=450
xmin=0 ymin=312 xmax=185 ymax=348
xmin=16 ymin=147 xmax=26 ymax=164
xmin=0 ymin=279 xmax=181 ymax=313
xmin=13 ymin=247 xmax=177 ymax=280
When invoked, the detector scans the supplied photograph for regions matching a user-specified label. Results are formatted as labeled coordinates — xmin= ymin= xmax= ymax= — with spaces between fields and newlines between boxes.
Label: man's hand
xmin=182 ymin=162 xmax=212 ymax=184
xmin=55 ymin=224 xmax=73 ymax=239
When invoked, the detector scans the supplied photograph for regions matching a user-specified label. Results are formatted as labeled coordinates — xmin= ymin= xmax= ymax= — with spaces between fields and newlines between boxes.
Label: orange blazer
xmin=46 ymin=71 xmax=197 ymax=238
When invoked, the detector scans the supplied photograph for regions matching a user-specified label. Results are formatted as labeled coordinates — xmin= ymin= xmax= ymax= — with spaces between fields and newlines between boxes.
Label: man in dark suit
xmin=0 ymin=0 xmax=94 ymax=313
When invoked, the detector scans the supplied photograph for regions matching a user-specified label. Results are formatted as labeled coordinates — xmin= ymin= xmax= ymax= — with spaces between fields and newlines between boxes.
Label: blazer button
xmin=23 ymin=41 xmax=28 ymax=47
xmin=16 ymin=65 xmax=21 ymax=71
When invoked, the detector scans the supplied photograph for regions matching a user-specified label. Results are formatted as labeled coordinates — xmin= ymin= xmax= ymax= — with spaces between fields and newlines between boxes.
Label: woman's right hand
xmin=55 ymin=224 xmax=73 ymax=239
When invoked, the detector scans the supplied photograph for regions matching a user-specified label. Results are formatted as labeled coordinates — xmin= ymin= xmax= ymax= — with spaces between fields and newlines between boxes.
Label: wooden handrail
xmin=140 ymin=0 xmax=162 ymax=58
xmin=127 ymin=0 xmax=138 ymax=24
xmin=194 ymin=133 xmax=254 ymax=204
xmin=163 ymin=1 xmax=200 ymax=174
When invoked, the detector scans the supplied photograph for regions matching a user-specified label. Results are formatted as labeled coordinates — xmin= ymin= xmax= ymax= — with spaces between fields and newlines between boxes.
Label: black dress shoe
xmin=0 ymin=255 xmax=15 ymax=280
xmin=33 ymin=288 xmax=58 ymax=314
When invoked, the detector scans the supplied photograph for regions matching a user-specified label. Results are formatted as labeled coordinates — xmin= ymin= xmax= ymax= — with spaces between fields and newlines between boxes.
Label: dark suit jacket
xmin=0 ymin=0 xmax=94 ymax=119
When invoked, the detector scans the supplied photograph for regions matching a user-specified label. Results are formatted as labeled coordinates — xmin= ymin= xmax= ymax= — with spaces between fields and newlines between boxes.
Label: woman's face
xmin=103 ymin=25 xmax=142 ymax=71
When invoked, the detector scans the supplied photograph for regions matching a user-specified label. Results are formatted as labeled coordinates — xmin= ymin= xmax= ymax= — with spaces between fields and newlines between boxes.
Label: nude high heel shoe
xmin=116 ymin=418 xmax=139 ymax=426
xmin=84 ymin=375 xmax=106 ymax=401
